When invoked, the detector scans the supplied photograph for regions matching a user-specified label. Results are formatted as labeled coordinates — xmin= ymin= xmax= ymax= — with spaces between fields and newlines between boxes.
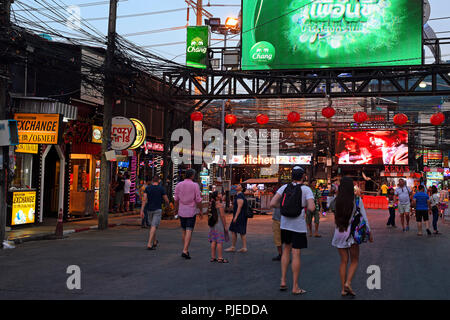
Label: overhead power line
xmin=13 ymin=0 xmax=128 ymax=12
xmin=143 ymin=41 xmax=185 ymax=48
xmin=122 ymin=25 xmax=187 ymax=37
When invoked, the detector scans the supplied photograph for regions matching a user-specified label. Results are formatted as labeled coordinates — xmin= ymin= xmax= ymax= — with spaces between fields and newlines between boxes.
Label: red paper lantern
xmin=430 ymin=112 xmax=445 ymax=125
xmin=287 ymin=111 xmax=301 ymax=123
xmin=321 ymin=106 xmax=336 ymax=118
xmin=353 ymin=112 xmax=368 ymax=123
xmin=256 ymin=114 xmax=269 ymax=125
xmin=393 ymin=113 xmax=408 ymax=126
xmin=190 ymin=111 xmax=203 ymax=122
xmin=225 ymin=114 xmax=237 ymax=125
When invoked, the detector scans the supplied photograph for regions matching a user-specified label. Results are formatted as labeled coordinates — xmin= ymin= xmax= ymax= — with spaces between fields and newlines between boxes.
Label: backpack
xmin=347 ymin=197 xmax=371 ymax=245
xmin=280 ymin=183 xmax=303 ymax=218
xmin=208 ymin=201 xmax=218 ymax=227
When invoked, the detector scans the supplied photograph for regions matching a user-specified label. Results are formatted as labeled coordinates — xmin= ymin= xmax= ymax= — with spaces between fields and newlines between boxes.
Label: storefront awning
xmin=243 ymin=178 xmax=279 ymax=184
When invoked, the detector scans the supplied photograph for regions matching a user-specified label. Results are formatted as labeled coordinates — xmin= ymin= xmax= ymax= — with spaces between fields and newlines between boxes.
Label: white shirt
xmin=276 ymin=183 xmax=314 ymax=233
xmin=124 ymin=179 xmax=132 ymax=194
xmin=395 ymin=186 xmax=411 ymax=205
xmin=430 ymin=193 xmax=440 ymax=207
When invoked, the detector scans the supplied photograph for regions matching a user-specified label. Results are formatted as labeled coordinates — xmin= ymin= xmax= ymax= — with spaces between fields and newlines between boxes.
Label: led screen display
xmin=336 ymin=130 xmax=408 ymax=165
xmin=242 ymin=0 xmax=423 ymax=70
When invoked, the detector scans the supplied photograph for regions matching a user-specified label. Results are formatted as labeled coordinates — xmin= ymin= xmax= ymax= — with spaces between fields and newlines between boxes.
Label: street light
xmin=225 ymin=17 xmax=239 ymax=30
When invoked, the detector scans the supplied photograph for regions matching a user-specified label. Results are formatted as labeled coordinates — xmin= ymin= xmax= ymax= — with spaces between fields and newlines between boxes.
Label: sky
xmin=11 ymin=0 xmax=450 ymax=64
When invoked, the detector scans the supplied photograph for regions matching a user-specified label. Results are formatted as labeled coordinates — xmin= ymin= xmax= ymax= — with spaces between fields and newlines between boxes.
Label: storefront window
xmin=11 ymin=154 xmax=33 ymax=189
xmin=70 ymin=157 xmax=91 ymax=192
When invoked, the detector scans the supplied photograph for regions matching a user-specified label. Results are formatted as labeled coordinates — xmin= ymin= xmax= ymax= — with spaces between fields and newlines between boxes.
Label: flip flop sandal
xmin=146 ymin=246 xmax=155 ymax=250
xmin=153 ymin=240 xmax=159 ymax=247
xmin=292 ymin=289 xmax=307 ymax=295
xmin=279 ymin=285 xmax=288 ymax=291
xmin=210 ymin=258 xmax=217 ymax=262
xmin=217 ymin=258 xmax=229 ymax=263
xmin=238 ymin=248 xmax=248 ymax=253
xmin=344 ymin=286 xmax=356 ymax=296
xmin=314 ymin=234 xmax=322 ymax=238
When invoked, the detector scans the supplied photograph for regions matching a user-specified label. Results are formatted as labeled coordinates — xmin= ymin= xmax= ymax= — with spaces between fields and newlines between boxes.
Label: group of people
xmin=139 ymin=166 xmax=374 ymax=297
xmin=110 ymin=172 xmax=132 ymax=213
xmin=383 ymin=178 xmax=448 ymax=235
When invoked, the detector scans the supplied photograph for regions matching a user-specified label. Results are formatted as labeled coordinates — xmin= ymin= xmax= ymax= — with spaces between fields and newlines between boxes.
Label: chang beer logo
xmin=250 ymin=41 xmax=275 ymax=65
xmin=187 ymin=37 xmax=207 ymax=54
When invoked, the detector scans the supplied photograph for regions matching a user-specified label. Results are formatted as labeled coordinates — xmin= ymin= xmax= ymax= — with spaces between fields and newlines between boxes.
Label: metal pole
xmin=196 ymin=0 xmax=202 ymax=26
xmin=98 ymin=0 xmax=118 ymax=230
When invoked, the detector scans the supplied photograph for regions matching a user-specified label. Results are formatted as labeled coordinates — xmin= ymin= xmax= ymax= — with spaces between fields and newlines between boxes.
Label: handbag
xmin=347 ymin=197 xmax=371 ymax=245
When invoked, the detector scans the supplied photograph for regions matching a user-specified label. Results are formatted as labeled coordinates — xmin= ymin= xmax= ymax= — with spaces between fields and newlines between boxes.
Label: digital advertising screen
xmin=241 ymin=0 xmax=423 ymax=70
xmin=336 ymin=130 xmax=408 ymax=165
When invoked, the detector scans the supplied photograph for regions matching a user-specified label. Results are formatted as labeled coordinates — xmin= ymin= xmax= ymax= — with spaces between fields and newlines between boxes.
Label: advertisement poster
xmin=186 ymin=26 xmax=210 ymax=69
xmin=111 ymin=117 xmax=136 ymax=150
xmin=11 ymin=191 xmax=36 ymax=226
xmin=242 ymin=0 xmax=423 ymax=70
xmin=14 ymin=113 xmax=62 ymax=144
xmin=15 ymin=144 xmax=39 ymax=154
xmin=336 ymin=130 xmax=408 ymax=165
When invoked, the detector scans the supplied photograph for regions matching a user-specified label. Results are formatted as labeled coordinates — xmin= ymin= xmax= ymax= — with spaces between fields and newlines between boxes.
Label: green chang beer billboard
xmin=242 ymin=0 xmax=423 ymax=70
xmin=186 ymin=26 xmax=210 ymax=69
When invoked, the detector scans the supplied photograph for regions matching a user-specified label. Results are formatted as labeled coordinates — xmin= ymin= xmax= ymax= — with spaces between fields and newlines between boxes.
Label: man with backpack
xmin=270 ymin=166 xmax=315 ymax=295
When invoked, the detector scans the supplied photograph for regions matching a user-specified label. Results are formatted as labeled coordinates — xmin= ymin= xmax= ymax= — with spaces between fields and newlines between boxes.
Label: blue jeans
xmin=432 ymin=206 xmax=439 ymax=231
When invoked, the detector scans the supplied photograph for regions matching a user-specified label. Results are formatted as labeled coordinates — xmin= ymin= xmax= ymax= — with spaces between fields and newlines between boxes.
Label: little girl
xmin=208 ymin=191 xmax=229 ymax=263
xmin=386 ymin=188 xmax=397 ymax=228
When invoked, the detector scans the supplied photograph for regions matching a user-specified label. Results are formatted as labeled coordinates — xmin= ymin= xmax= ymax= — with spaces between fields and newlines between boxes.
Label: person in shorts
xmin=271 ymin=206 xmax=282 ymax=261
xmin=140 ymin=175 xmax=169 ymax=250
xmin=306 ymin=179 xmax=321 ymax=237
xmin=395 ymin=179 xmax=412 ymax=232
xmin=413 ymin=185 xmax=432 ymax=236
xmin=270 ymin=166 xmax=315 ymax=295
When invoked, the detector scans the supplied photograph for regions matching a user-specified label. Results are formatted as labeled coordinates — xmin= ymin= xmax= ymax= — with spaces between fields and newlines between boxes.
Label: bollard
xmin=55 ymin=208 xmax=64 ymax=239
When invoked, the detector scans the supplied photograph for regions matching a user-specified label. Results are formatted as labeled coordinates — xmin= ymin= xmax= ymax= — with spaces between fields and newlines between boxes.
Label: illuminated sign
xmin=143 ymin=141 xmax=164 ymax=152
xmin=111 ymin=117 xmax=136 ymax=150
xmin=444 ymin=168 xmax=450 ymax=177
xmin=242 ymin=0 xmax=423 ymax=70
xmin=11 ymin=191 xmax=36 ymax=226
xmin=129 ymin=119 xmax=146 ymax=150
xmin=15 ymin=144 xmax=38 ymax=154
xmin=92 ymin=125 xmax=103 ymax=144
xmin=186 ymin=26 xmax=210 ymax=69
xmin=213 ymin=154 xmax=312 ymax=165
xmin=14 ymin=113 xmax=62 ymax=144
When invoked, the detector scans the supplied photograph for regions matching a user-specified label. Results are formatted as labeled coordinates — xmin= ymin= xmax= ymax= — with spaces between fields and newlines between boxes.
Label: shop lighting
xmin=419 ymin=82 xmax=427 ymax=88
xmin=225 ymin=17 xmax=239 ymax=29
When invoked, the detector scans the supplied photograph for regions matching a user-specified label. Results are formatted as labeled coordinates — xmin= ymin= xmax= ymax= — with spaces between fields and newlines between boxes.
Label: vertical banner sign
xmin=129 ymin=156 xmax=137 ymax=204
xmin=186 ymin=26 xmax=210 ymax=69
xmin=242 ymin=0 xmax=423 ymax=70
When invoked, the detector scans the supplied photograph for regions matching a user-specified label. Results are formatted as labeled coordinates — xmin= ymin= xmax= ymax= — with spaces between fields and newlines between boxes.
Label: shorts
xmin=306 ymin=210 xmax=320 ymax=225
xmin=124 ymin=193 xmax=130 ymax=202
xmin=180 ymin=216 xmax=197 ymax=231
xmin=415 ymin=210 xmax=429 ymax=222
xmin=272 ymin=220 xmax=281 ymax=247
xmin=114 ymin=190 xmax=124 ymax=206
xmin=398 ymin=203 xmax=411 ymax=214
xmin=147 ymin=209 xmax=162 ymax=227
xmin=281 ymin=229 xmax=308 ymax=249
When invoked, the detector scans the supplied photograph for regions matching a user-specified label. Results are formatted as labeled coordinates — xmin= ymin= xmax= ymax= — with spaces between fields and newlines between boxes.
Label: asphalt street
xmin=1 ymin=210 xmax=449 ymax=300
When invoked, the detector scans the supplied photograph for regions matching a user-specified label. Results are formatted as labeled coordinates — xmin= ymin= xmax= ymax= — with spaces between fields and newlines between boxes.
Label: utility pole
xmin=196 ymin=0 xmax=202 ymax=26
xmin=0 ymin=0 xmax=13 ymax=248
xmin=98 ymin=0 xmax=118 ymax=230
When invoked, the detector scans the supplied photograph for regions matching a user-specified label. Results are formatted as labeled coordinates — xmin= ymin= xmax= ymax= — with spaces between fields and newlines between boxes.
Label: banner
xmin=242 ymin=0 xmax=423 ymax=70
xmin=186 ymin=26 xmax=210 ymax=69
xmin=14 ymin=113 xmax=62 ymax=144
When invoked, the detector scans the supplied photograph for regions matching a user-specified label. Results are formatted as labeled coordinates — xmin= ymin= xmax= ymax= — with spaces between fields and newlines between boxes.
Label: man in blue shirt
xmin=412 ymin=185 xmax=432 ymax=236
xmin=140 ymin=176 xmax=170 ymax=250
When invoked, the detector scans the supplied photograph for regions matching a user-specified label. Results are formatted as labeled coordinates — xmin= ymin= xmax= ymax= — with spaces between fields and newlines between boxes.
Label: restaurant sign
xmin=111 ymin=117 xmax=136 ymax=150
xmin=14 ymin=113 xmax=62 ymax=145
xmin=11 ymin=191 xmax=36 ymax=226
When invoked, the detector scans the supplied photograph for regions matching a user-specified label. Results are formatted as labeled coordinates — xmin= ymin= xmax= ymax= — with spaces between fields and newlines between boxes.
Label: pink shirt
xmin=174 ymin=179 xmax=202 ymax=218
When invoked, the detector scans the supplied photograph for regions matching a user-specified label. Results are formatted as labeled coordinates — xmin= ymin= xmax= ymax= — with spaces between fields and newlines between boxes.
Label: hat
xmin=292 ymin=166 xmax=305 ymax=180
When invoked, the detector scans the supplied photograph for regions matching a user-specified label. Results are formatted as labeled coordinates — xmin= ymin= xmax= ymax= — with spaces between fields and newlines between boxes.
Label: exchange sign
xmin=242 ymin=0 xmax=423 ymax=70
xmin=11 ymin=191 xmax=36 ymax=226
xmin=14 ymin=113 xmax=62 ymax=144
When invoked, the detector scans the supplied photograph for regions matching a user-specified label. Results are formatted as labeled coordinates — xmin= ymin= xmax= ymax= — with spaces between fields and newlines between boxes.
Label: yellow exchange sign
xmin=14 ymin=113 xmax=62 ymax=144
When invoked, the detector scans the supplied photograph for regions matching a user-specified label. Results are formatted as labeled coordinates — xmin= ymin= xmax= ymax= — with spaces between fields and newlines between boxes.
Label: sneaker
xmin=272 ymin=254 xmax=281 ymax=261
xmin=406 ymin=226 xmax=409 ymax=231
xmin=426 ymin=229 xmax=432 ymax=236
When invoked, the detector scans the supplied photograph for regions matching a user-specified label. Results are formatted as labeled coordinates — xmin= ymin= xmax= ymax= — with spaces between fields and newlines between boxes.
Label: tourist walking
xmin=270 ymin=166 xmax=315 ymax=295
xmin=208 ymin=191 xmax=229 ymax=263
xmin=123 ymin=173 xmax=131 ymax=212
xmin=140 ymin=175 xmax=169 ymax=250
xmin=395 ymin=179 xmax=412 ymax=232
xmin=386 ymin=188 xmax=397 ymax=228
xmin=225 ymin=184 xmax=249 ymax=253
xmin=114 ymin=172 xmax=125 ymax=213
xmin=430 ymin=186 xmax=440 ymax=234
xmin=271 ymin=206 xmax=282 ymax=261
xmin=174 ymin=169 xmax=203 ymax=259
xmin=306 ymin=179 xmax=322 ymax=237
xmin=332 ymin=177 xmax=373 ymax=297
xmin=412 ymin=185 xmax=432 ymax=236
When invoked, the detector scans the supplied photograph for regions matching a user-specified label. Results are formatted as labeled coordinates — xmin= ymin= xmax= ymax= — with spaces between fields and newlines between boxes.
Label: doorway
xmin=43 ymin=147 xmax=60 ymax=218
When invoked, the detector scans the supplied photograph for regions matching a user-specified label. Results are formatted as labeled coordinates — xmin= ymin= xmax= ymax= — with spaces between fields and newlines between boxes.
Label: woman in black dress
xmin=225 ymin=184 xmax=249 ymax=253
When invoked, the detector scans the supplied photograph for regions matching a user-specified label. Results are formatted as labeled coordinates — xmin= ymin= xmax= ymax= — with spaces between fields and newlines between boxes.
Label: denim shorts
xmin=147 ymin=209 xmax=162 ymax=227
xmin=180 ymin=216 xmax=196 ymax=231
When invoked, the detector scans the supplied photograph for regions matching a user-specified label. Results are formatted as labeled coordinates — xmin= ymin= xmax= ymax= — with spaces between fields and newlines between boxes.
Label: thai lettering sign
xmin=111 ymin=117 xmax=136 ymax=150
xmin=186 ymin=26 xmax=210 ymax=69
xmin=242 ymin=0 xmax=422 ymax=70
xmin=14 ymin=113 xmax=62 ymax=144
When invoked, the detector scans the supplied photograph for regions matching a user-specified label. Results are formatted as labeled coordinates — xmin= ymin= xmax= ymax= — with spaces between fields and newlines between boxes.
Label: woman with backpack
xmin=225 ymin=184 xmax=249 ymax=253
xmin=208 ymin=191 xmax=229 ymax=263
xmin=332 ymin=177 xmax=373 ymax=297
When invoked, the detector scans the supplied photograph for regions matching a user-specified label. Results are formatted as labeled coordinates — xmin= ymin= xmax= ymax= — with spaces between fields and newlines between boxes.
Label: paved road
xmin=1 ymin=210 xmax=449 ymax=300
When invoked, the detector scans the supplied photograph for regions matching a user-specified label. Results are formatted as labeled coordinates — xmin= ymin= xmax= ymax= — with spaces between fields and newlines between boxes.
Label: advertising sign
xmin=213 ymin=154 xmax=312 ymax=165
xmin=11 ymin=191 xmax=36 ymax=226
xmin=426 ymin=150 xmax=442 ymax=167
xmin=242 ymin=0 xmax=423 ymax=70
xmin=92 ymin=125 xmax=103 ymax=144
xmin=186 ymin=26 xmax=210 ymax=69
xmin=111 ymin=117 xmax=136 ymax=150
xmin=14 ymin=113 xmax=62 ymax=144
xmin=336 ymin=130 xmax=408 ymax=165
xmin=129 ymin=119 xmax=146 ymax=150
xmin=444 ymin=168 xmax=450 ymax=178
xmin=15 ymin=144 xmax=39 ymax=154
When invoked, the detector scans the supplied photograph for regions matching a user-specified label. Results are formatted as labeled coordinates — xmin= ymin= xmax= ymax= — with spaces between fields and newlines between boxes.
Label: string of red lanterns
xmin=256 ymin=113 xmax=269 ymax=125
xmin=190 ymin=111 xmax=203 ymax=122
xmin=287 ymin=111 xmax=300 ymax=123
xmin=430 ymin=112 xmax=445 ymax=126
xmin=321 ymin=106 xmax=336 ymax=118
xmin=353 ymin=111 xmax=368 ymax=123
xmin=393 ymin=113 xmax=408 ymax=126
xmin=225 ymin=114 xmax=237 ymax=125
